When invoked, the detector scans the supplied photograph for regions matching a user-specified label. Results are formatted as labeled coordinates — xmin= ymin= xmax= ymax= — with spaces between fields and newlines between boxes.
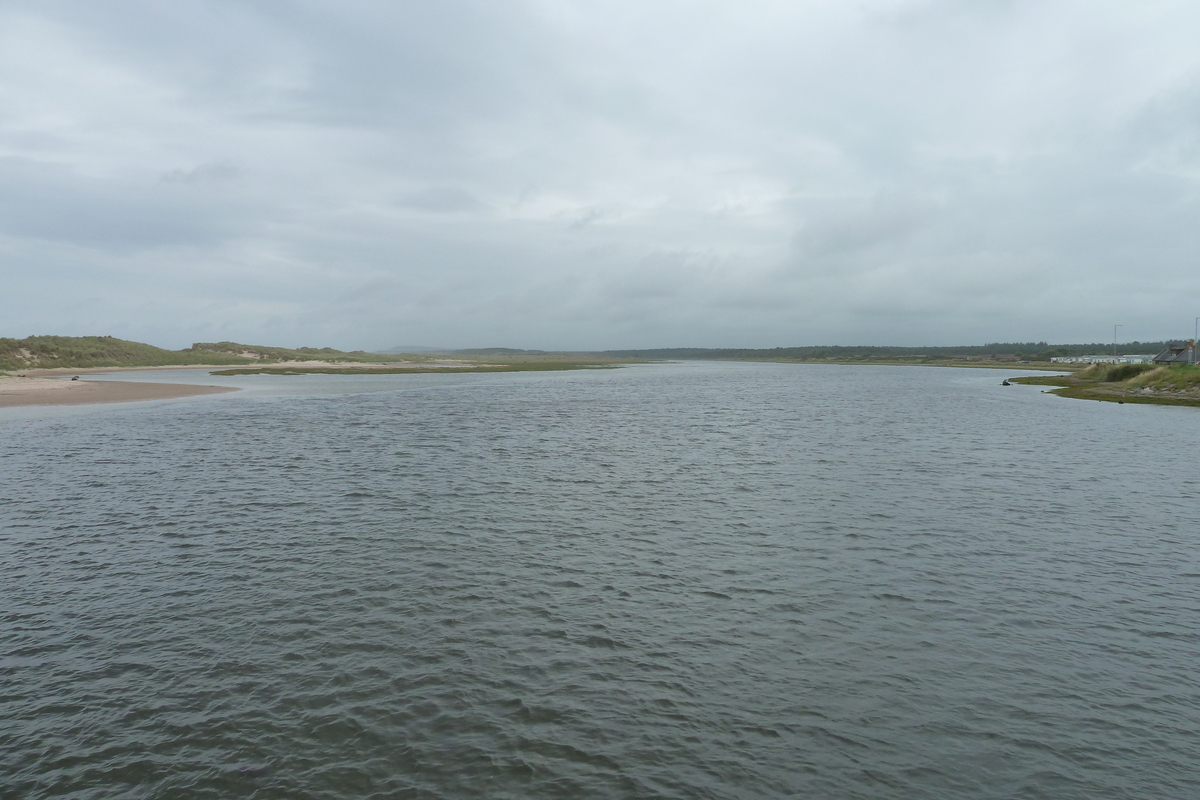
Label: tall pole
xmin=1114 ymin=324 xmax=1121 ymax=360
xmin=1194 ymin=317 xmax=1198 ymax=365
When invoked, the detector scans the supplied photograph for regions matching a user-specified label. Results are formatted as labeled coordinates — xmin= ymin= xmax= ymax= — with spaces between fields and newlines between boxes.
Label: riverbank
xmin=1010 ymin=363 xmax=1200 ymax=407
xmin=0 ymin=376 xmax=236 ymax=408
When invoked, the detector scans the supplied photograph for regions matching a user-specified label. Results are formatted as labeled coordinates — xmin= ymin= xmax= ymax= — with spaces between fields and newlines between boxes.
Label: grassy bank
xmin=1011 ymin=363 xmax=1200 ymax=407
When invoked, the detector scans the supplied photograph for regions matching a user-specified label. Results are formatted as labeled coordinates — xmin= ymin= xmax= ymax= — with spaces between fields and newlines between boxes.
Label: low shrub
xmin=1104 ymin=363 xmax=1157 ymax=382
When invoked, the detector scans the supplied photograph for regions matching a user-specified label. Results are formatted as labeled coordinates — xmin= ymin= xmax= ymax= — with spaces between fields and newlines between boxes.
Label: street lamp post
xmin=1114 ymin=324 xmax=1121 ymax=360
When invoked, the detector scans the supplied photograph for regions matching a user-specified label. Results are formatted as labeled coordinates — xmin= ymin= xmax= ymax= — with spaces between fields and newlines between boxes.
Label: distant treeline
xmin=594 ymin=342 xmax=1178 ymax=361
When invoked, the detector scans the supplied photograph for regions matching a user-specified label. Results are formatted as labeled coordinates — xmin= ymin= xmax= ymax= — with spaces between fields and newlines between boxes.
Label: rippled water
xmin=3 ymin=362 xmax=1199 ymax=799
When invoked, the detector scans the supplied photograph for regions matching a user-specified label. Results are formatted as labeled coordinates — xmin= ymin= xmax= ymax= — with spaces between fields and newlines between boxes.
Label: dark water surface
xmin=3 ymin=362 xmax=1198 ymax=799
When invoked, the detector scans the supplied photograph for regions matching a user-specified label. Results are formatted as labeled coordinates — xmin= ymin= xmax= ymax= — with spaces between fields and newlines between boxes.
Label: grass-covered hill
xmin=0 ymin=336 xmax=251 ymax=371
xmin=0 ymin=336 xmax=410 ymax=371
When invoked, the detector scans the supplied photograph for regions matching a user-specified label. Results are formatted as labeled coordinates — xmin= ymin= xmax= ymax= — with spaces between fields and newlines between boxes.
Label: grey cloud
xmin=161 ymin=160 xmax=240 ymax=185
xmin=0 ymin=158 xmax=253 ymax=249
xmin=396 ymin=186 xmax=485 ymax=214
xmin=2 ymin=0 xmax=1200 ymax=349
xmin=793 ymin=193 xmax=940 ymax=259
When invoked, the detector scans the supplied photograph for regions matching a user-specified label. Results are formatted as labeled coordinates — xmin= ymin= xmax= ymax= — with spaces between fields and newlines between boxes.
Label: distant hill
xmin=454 ymin=347 xmax=548 ymax=356
xmin=379 ymin=345 xmax=452 ymax=354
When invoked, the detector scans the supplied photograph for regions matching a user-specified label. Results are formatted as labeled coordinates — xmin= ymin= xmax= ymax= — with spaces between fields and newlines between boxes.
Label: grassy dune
xmin=0 ymin=336 xmax=249 ymax=371
xmin=0 ymin=336 xmax=434 ymax=372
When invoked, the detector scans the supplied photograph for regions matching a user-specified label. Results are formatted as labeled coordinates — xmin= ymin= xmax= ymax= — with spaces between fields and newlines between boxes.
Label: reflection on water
xmin=2 ymin=362 xmax=1198 ymax=798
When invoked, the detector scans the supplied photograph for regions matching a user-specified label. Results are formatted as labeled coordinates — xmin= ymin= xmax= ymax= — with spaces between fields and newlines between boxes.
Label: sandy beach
xmin=0 ymin=376 xmax=236 ymax=408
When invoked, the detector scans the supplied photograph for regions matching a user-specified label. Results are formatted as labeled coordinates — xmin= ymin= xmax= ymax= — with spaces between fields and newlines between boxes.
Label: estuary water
xmin=2 ymin=361 xmax=1199 ymax=799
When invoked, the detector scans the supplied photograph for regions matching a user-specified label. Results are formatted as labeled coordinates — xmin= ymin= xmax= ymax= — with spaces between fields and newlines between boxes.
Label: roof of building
xmin=1153 ymin=344 xmax=1194 ymax=364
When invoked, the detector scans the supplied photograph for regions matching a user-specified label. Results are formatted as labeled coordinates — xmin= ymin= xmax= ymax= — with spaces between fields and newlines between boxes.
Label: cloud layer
xmin=3 ymin=0 xmax=1199 ymax=349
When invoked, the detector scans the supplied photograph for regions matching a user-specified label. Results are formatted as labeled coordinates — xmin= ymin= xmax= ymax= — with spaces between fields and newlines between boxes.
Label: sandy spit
xmin=1 ymin=359 xmax=498 ymax=408
xmin=0 ymin=377 xmax=236 ymax=408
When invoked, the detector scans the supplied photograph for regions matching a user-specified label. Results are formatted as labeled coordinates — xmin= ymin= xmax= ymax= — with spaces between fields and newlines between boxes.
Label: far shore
xmin=743 ymin=357 xmax=1078 ymax=371
xmin=0 ymin=357 xmax=1084 ymax=410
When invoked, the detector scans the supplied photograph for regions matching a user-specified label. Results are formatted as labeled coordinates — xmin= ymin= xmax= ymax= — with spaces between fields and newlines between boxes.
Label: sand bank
xmin=2 ymin=359 xmax=488 ymax=407
xmin=19 ymin=360 xmax=474 ymax=378
xmin=0 ymin=377 xmax=236 ymax=408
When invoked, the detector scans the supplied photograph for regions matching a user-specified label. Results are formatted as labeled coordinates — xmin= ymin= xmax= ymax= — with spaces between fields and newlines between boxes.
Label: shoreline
xmin=0 ymin=376 xmax=237 ymax=408
xmin=14 ymin=360 xmax=486 ymax=378
xmin=1009 ymin=370 xmax=1200 ymax=408
xmin=0 ymin=358 xmax=585 ymax=407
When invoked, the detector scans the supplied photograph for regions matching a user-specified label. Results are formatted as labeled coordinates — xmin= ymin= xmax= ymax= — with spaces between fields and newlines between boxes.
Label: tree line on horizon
xmin=593 ymin=342 xmax=1178 ymax=361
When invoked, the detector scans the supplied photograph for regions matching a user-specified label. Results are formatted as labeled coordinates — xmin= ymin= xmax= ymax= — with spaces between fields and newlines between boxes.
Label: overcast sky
xmin=3 ymin=0 xmax=1199 ymax=350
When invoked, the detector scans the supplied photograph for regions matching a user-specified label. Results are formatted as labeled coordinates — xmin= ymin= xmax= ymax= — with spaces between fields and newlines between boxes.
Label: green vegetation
xmin=210 ymin=361 xmax=623 ymax=376
xmin=0 ymin=335 xmax=249 ymax=371
xmin=1093 ymin=363 xmax=1157 ymax=382
xmin=1010 ymin=363 xmax=1200 ymax=407
xmin=1125 ymin=364 xmax=1200 ymax=393
xmin=0 ymin=336 xmax=442 ymax=372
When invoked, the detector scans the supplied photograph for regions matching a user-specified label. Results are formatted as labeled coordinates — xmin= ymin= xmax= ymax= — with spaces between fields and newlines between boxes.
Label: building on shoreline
xmin=1152 ymin=342 xmax=1198 ymax=365
xmin=1050 ymin=354 xmax=1155 ymax=365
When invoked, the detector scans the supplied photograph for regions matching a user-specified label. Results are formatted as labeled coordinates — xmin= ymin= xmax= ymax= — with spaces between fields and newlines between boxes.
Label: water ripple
xmin=2 ymin=363 xmax=1199 ymax=798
